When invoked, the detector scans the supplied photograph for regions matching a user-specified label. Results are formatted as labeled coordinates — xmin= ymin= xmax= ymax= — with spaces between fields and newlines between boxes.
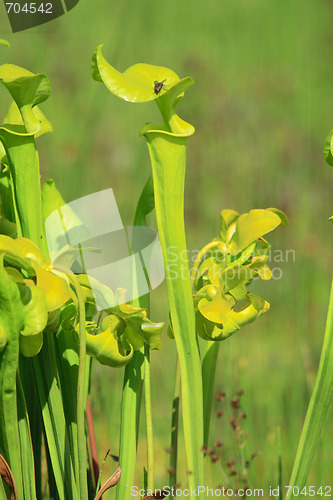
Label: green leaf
xmin=219 ymin=209 xmax=240 ymax=240
xmin=107 ymin=301 xmax=164 ymax=351
xmin=116 ymin=176 xmax=156 ymax=500
xmin=0 ymin=215 xmax=16 ymax=238
xmin=198 ymin=286 xmax=234 ymax=324
xmin=19 ymin=331 xmax=43 ymax=357
xmin=324 ymin=128 xmax=333 ymax=167
xmin=86 ymin=327 xmax=133 ymax=367
xmin=54 ymin=325 xmax=80 ymax=488
xmin=229 ymin=209 xmax=282 ymax=252
xmin=5 ymin=266 xmax=24 ymax=284
xmin=92 ymin=45 xmax=180 ymax=103
xmin=228 ymin=283 xmax=247 ymax=301
xmin=197 ymin=293 xmax=270 ymax=341
xmin=3 ymin=101 xmax=53 ymax=138
xmin=41 ymin=179 xmax=67 ymax=222
xmin=0 ymin=64 xmax=51 ymax=135
xmin=0 ymin=257 xmax=24 ymax=498
xmin=60 ymin=303 xmax=77 ymax=333
xmin=20 ymin=285 xmax=48 ymax=338
xmin=218 ymin=293 xmax=269 ymax=339
xmin=201 ymin=341 xmax=220 ymax=448
xmin=288 ymin=279 xmax=333 ymax=496
xmin=139 ymin=76 xmax=195 ymax=136
xmin=0 ymin=163 xmax=16 ymax=224
xmin=0 ymin=40 xmax=10 ymax=48
xmin=15 ymin=236 xmax=44 ymax=267
xmin=33 ymin=335 xmax=79 ymax=499
xmin=92 ymin=46 xmax=195 ymax=137
xmin=0 ymin=130 xmax=43 ymax=245
xmin=133 ymin=175 xmax=154 ymax=227
xmin=266 ymin=207 xmax=289 ymax=226
xmin=221 ymin=265 xmax=257 ymax=292
xmin=36 ymin=267 xmax=71 ymax=312
xmin=0 ymin=325 xmax=6 ymax=352
xmin=142 ymin=123 xmax=204 ymax=496
xmin=0 ymin=235 xmax=35 ymax=274
xmin=16 ymin=375 xmax=37 ymax=499
xmin=256 ymin=264 xmax=272 ymax=280
xmin=78 ymin=273 xmax=115 ymax=309
xmin=42 ymin=179 xmax=90 ymax=263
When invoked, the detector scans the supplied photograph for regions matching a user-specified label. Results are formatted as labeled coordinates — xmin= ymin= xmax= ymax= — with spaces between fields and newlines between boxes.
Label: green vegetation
xmin=1 ymin=0 xmax=333 ymax=498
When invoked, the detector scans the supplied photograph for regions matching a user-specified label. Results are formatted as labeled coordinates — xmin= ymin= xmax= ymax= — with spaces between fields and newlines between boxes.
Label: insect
xmin=153 ymin=79 xmax=167 ymax=95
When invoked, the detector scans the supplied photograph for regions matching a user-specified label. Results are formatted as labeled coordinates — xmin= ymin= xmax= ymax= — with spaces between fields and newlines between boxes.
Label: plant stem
xmin=0 ymin=335 xmax=23 ymax=499
xmin=192 ymin=241 xmax=221 ymax=451
xmin=116 ymin=350 xmax=144 ymax=500
xmin=86 ymin=396 xmax=99 ymax=489
xmin=202 ymin=341 xmax=220 ymax=448
xmin=144 ymin=343 xmax=154 ymax=491
xmin=190 ymin=241 xmax=220 ymax=284
xmin=169 ymin=358 xmax=181 ymax=490
xmin=143 ymin=131 xmax=204 ymax=496
xmin=288 ymin=277 xmax=333 ymax=496
xmin=33 ymin=334 xmax=78 ymax=500
xmin=96 ymin=449 xmax=110 ymax=495
xmin=277 ymin=427 xmax=283 ymax=500
xmin=16 ymin=372 xmax=38 ymax=500
xmin=69 ymin=273 xmax=88 ymax=500
xmin=0 ymin=131 xmax=43 ymax=246
xmin=116 ymin=177 xmax=154 ymax=500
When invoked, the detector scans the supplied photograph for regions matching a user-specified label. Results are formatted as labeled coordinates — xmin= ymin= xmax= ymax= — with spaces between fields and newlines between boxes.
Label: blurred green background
xmin=1 ymin=0 xmax=333 ymax=496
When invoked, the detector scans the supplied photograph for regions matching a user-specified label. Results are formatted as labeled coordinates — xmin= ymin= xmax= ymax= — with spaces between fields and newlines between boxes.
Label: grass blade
xmin=116 ymin=176 xmax=155 ymax=500
xmin=168 ymin=358 xmax=181 ymax=488
xmin=33 ymin=334 xmax=78 ymax=500
xmin=202 ymin=341 xmax=220 ymax=449
xmin=288 ymin=278 xmax=333 ymax=495
xmin=116 ymin=349 xmax=144 ymax=500
xmin=16 ymin=373 xmax=37 ymax=500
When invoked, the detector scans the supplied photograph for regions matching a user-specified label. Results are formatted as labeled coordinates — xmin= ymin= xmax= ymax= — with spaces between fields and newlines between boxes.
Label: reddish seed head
xmin=200 ymin=445 xmax=207 ymax=453
xmin=188 ymin=470 xmax=193 ymax=475
xmin=167 ymin=467 xmax=175 ymax=474
xmin=226 ymin=460 xmax=236 ymax=468
xmin=237 ymin=389 xmax=244 ymax=396
xmin=230 ymin=470 xmax=237 ymax=476
xmin=216 ymin=392 xmax=226 ymax=401
xmin=231 ymin=399 xmax=240 ymax=410
xmin=215 ymin=409 xmax=223 ymax=418
xmin=211 ymin=455 xmax=220 ymax=464
xmin=245 ymin=433 xmax=251 ymax=439
xmin=207 ymin=448 xmax=215 ymax=456
xmin=240 ymin=412 xmax=247 ymax=419
xmin=229 ymin=417 xmax=238 ymax=429
xmin=215 ymin=441 xmax=222 ymax=448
